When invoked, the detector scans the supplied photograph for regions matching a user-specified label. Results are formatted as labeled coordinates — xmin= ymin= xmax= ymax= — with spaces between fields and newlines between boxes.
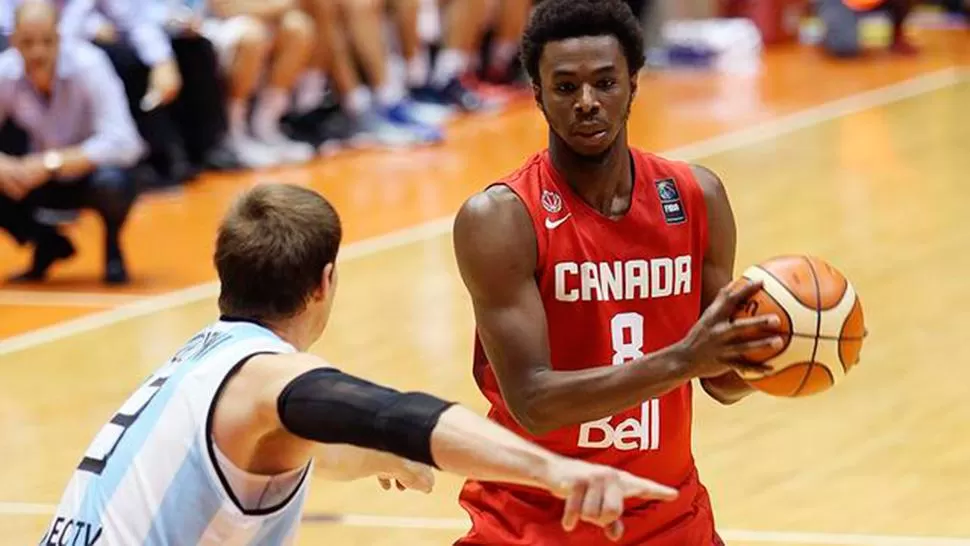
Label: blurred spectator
xmin=0 ymin=0 xmax=143 ymax=284
xmin=479 ymin=0 xmax=530 ymax=87
xmin=337 ymin=0 xmax=442 ymax=144
xmin=1 ymin=0 xmax=196 ymax=184
xmin=411 ymin=0 xmax=489 ymax=111
xmin=287 ymin=0 xmax=443 ymax=150
xmin=77 ymin=0 xmax=239 ymax=181
xmin=148 ymin=1 xmax=242 ymax=173
xmin=203 ymin=0 xmax=316 ymax=163
xmin=819 ymin=0 xmax=917 ymax=56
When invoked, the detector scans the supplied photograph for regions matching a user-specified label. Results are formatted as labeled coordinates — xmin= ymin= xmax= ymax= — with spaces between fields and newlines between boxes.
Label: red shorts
xmin=454 ymin=468 xmax=723 ymax=546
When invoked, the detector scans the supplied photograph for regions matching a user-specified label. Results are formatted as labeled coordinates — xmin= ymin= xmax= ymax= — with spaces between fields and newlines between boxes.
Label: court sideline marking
xmin=0 ymin=65 xmax=963 ymax=358
xmin=2 ymin=503 xmax=968 ymax=545
xmin=0 ymin=290 xmax=142 ymax=308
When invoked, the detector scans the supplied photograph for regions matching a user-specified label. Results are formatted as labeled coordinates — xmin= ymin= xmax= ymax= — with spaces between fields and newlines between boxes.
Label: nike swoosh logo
xmin=545 ymin=214 xmax=572 ymax=230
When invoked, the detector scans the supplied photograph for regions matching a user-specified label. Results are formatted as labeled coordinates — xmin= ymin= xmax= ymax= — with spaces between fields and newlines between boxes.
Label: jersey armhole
xmin=203 ymin=351 xmax=311 ymax=517
xmin=678 ymin=163 xmax=710 ymax=264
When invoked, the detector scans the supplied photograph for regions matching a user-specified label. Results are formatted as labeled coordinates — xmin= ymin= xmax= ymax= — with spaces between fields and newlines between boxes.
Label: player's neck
xmin=549 ymin=131 xmax=633 ymax=218
xmin=261 ymin=316 xmax=314 ymax=352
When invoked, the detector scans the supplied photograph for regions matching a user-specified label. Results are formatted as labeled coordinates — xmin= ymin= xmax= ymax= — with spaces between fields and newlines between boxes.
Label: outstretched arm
xmin=211 ymin=352 xmax=679 ymax=538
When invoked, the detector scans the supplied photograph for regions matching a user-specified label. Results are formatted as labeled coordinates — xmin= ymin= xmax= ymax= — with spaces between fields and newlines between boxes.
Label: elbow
xmin=507 ymin=395 xmax=559 ymax=437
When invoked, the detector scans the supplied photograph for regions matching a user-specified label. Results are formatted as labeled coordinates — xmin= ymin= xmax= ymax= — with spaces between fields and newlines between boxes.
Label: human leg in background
xmin=412 ymin=0 xmax=488 ymax=112
xmin=251 ymin=8 xmax=317 ymax=162
xmin=204 ymin=16 xmax=284 ymax=168
xmin=340 ymin=0 xmax=443 ymax=143
xmin=169 ymin=33 xmax=242 ymax=172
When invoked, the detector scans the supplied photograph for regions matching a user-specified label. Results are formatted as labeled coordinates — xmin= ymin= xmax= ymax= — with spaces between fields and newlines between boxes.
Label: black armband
xmin=276 ymin=368 xmax=455 ymax=468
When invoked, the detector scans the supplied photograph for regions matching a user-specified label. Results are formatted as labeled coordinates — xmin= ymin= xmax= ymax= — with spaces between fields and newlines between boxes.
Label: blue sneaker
xmin=383 ymin=101 xmax=445 ymax=144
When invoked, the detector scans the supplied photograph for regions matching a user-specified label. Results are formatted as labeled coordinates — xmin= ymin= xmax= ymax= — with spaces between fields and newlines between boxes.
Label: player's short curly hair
xmin=520 ymin=0 xmax=645 ymax=85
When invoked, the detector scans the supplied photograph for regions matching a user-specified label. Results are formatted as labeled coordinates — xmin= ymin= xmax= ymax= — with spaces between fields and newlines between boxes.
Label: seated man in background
xmin=202 ymin=0 xmax=317 ymax=164
xmin=80 ymin=0 xmax=240 ymax=178
xmin=819 ymin=0 xmax=917 ymax=57
xmin=0 ymin=0 xmax=143 ymax=284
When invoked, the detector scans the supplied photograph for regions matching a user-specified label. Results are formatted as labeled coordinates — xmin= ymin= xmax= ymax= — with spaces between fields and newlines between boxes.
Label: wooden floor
xmin=4 ymin=31 xmax=970 ymax=545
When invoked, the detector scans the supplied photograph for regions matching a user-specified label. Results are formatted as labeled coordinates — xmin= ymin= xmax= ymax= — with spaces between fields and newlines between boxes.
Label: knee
xmin=280 ymin=9 xmax=315 ymax=43
xmin=235 ymin=16 xmax=273 ymax=56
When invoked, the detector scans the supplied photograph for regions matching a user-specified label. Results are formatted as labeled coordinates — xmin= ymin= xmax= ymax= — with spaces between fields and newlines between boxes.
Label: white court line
xmin=0 ymin=66 xmax=964 ymax=357
xmin=3 ymin=503 xmax=968 ymax=546
xmin=336 ymin=515 xmax=970 ymax=546
xmin=0 ymin=290 xmax=142 ymax=308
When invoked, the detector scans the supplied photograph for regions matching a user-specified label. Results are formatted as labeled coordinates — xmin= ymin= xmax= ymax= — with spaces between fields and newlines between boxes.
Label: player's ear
xmin=322 ymin=263 xmax=335 ymax=293
xmin=630 ymin=70 xmax=639 ymax=100
xmin=532 ymin=81 xmax=542 ymax=108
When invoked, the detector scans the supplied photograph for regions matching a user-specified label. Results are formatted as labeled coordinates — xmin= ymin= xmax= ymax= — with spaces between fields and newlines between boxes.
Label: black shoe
xmin=9 ymin=232 xmax=75 ymax=282
xmin=104 ymin=257 xmax=129 ymax=285
xmin=412 ymin=78 xmax=485 ymax=113
xmin=202 ymin=141 xmax=243 ymax=171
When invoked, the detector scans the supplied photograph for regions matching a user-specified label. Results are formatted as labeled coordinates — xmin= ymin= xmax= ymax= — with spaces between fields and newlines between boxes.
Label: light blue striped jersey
xmin=40 ymin=318 xmax=313 ymax=546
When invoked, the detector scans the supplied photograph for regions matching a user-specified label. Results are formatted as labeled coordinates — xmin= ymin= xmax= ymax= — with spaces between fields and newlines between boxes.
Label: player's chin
xmin=566 ymin=135 xmax=614 ymax=160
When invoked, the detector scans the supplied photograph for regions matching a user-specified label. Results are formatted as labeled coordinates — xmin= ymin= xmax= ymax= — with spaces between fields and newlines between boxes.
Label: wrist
xmin=654 ymin=343 xmax=695 ymax=383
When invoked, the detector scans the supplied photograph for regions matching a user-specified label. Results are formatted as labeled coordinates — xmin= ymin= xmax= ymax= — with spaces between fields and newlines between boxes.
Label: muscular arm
xmin=453 ymin=187 xmax=695 ymax=436
xmin=692 ymin=164 xmax=756 ymax=405
xmin=211 ymin=352 xmax=676 ymax=499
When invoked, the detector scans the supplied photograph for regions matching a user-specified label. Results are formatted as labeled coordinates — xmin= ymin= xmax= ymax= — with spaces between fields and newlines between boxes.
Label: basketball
xmin=730 ymin=256 xmax=867 ymax=397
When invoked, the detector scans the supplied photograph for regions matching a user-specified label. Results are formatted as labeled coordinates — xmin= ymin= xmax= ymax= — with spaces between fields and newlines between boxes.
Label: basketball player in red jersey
xmin=451 ymin=0 xmax=784 ymax=544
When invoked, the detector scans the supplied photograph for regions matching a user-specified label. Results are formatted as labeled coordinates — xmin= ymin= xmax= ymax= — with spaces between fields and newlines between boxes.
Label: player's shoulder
xmin=687 ymin=163 xmax=729 ymax=211
xmin=456 ymin=152 xmax=548 ymax=230
xmin=455 ymin=184 xmax=532 ymax=240
xmin=632 ymin=148 xmax=726 ymax=203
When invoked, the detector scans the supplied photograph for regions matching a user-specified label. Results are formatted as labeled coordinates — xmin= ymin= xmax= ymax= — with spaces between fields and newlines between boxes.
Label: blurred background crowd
xmin=0 ymin=0 xmax=965 ymax=284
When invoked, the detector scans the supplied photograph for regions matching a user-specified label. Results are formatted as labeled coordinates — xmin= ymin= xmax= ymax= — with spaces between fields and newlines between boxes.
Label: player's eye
xmin=554 ymin=82 xmax=577 ymax=94
xmin=596 ymin=79 xmax=617 ymax=90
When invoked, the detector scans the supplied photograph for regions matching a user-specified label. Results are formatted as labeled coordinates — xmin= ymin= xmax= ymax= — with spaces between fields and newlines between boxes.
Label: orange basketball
xmin=730 ymin=256 xmax=867 ymax=397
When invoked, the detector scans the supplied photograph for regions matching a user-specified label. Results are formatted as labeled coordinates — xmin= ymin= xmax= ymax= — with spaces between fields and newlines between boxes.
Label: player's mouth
xmin=573 ymin=128 xmax=609 ymax=144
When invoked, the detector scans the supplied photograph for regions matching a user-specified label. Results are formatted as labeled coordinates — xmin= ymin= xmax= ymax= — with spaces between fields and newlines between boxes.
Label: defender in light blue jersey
xmin=42 ymin=183 xmax=679 ymax=546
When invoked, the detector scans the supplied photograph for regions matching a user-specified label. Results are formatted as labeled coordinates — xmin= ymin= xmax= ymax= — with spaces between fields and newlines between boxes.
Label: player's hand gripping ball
xmin=730 ymin=256 xmax=867 ymax=397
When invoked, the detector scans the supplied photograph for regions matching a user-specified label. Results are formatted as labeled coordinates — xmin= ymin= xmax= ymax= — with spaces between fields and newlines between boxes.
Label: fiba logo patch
xmin=541 ymin=190 xmax=563 ymax=214
xmin=654 ymin=178 xmax=686 ymax=224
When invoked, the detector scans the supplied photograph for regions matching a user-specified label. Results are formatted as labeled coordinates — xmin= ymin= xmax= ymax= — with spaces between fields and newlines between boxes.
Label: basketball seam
xmin=791 ymin=332 xmax=864 ymax=341
xmin=837 ymin=296 xmax=862 ymax=372
xmin=758 ymin=286 xmax=794 ymax=356
xmin=794 ymin=257 xmax=824 ymax=397
xmin=754 ymin=264 xmax=815 ymax=314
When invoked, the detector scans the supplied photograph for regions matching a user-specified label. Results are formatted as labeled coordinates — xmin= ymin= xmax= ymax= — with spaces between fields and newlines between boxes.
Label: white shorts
xmin=201 ymin=16 xmax=274 ymax=70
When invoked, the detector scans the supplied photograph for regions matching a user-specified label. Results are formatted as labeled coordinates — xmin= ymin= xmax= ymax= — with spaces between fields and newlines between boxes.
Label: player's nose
xmin=574 ymin=84 xmax=601 ymax=116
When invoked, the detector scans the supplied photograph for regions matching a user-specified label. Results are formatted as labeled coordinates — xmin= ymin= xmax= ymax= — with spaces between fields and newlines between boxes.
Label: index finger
xmin=560 ymin=481 xmax=586 ymax=532
xmin=622 ymin=476 xmax=679 ymax=502
xmin=724 ymin=279 xmax=764 ymax=307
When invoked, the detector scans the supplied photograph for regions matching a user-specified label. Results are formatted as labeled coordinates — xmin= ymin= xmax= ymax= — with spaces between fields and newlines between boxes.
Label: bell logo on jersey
xmin=578 ymin=399 xmax=661 ymax=451
xmin=554 ymin=256 xmax=692 ymax=302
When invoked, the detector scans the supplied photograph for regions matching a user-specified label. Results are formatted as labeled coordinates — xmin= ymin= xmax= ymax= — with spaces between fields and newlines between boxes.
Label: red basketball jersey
xmin=470 ymin=148 xmax=708 ymax=502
